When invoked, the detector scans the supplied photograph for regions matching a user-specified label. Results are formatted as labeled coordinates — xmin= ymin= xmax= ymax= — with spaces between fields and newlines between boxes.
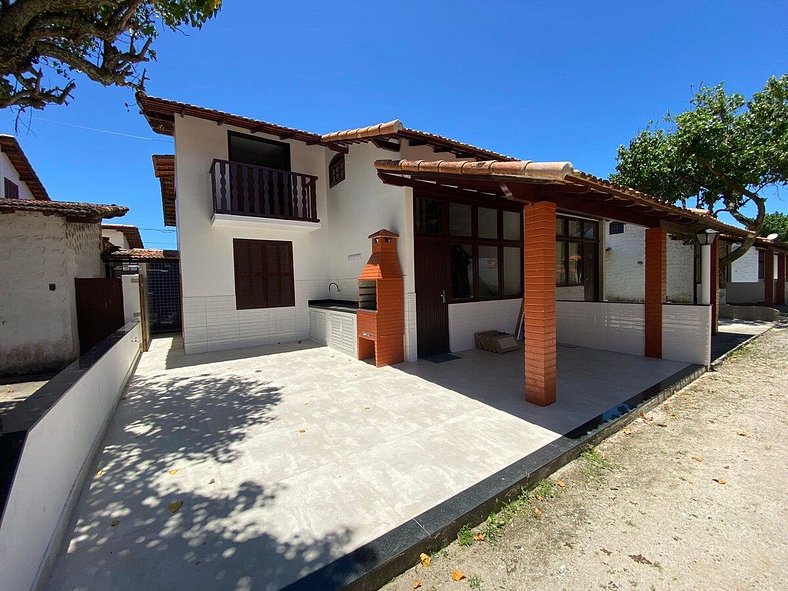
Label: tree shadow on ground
xmin=44 ymin=368 xmax=358 ymax=591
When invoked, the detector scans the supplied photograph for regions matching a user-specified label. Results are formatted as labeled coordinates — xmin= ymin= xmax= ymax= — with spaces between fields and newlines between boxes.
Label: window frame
xmin=414 ymin=193 xmax=523 ymax=302
xmin=555 ymin=216 xmax=599 ymax=288
xmin=233 ymin=239 xmax=295 ymax=310
xmin=4 ymin=177 xmax=19 ymax=199
xmin=328 ymin=153 xmax=345 ymax=188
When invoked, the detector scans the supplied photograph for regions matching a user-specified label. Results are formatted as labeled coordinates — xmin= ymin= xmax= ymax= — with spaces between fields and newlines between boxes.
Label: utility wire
xmin=31 ymin=116 xmax=173 ymax=144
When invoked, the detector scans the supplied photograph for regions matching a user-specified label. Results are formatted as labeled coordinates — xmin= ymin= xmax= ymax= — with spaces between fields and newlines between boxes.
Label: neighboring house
xmin=104 ymin=248 xmax=182 ymax=333
xmin=102 ymin=224 xmax=144 ymax=251
xmin=0 ymin=135 xmax=128 ymax=375
xmin=724 ymin=238 xmax=788 ymax=305
xmin=138 ymin=94 xmax=771 ymax=404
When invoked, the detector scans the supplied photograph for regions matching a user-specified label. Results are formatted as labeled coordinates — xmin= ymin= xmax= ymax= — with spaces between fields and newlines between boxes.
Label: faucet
xmin=328 ymin=282 xmax=341 ymax=294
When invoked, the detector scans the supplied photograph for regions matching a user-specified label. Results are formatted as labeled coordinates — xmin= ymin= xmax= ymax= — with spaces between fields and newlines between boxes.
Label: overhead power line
xmin=31 ymin=116 xmax=173 ymax=144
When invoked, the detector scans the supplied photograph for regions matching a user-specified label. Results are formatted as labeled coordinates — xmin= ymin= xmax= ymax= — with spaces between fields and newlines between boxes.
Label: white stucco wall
xmin=102 ymin=228 xmax=130 ymax=250
xmin=0 ymin=322 xmax=141 ymax=591
xmin=730 ymin=246 xmax=759 ymax=282
xmin=604 ymin=223 xmax=695 ymax=303
xmin=0 ymin=150 xmax=35 ymax=200
xmin=447 ymin=299 xmax=521 ymax=352
xmin=174 ymin=116 xmax=424 ymax=355
xmin=0 ymin=212 xmax=103 ymax=374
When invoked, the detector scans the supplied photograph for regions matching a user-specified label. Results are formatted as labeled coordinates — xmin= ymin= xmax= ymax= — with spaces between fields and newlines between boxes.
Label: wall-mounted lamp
xmin=695 ymin=228 xmax=719 ymax=246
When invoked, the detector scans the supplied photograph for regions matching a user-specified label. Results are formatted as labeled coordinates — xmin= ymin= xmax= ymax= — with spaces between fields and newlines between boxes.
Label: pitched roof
xmin=136 ymin=94 xmax=514 ymax=161
xmin=374 ymin=159 xmax=755 ymax=237
xmin=152 ymin=154 xmax=176 ymax=227
xmin=104 ymin=248 xmax=179 ymax=261
xmin=323 ymin=120 xmax=517 ymax=161
xmin=137 ymin=93 xmax=325 ymax=146
xmin=0 ymin=198 xmax=127 ymax=221
xmin=0 ymin=135 xmax=50 ymax=201
xmin=102 ymin=224 xmax=144 ymax=249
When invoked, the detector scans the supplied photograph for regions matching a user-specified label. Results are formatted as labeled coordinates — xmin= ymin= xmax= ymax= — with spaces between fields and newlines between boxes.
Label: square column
xmin=764 ymin=249 xmax=775 ymax=306
xmin=645 ymin=228 xmax=667 ymax=358
xmin=777 ymin=253 xmax=786 ymax=306
xmin=523 ymin=201 xmax=557 ymax=406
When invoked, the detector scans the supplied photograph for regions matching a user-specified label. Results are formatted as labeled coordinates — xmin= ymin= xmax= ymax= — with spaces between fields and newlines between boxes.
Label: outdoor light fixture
xmin=695 ymin=228 xmax=718 ymax=246
xmin=766 ymin=233 xmax=779 ymax=241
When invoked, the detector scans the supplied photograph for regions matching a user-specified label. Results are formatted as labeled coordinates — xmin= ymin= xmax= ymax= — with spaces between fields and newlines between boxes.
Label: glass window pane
xmin=449 ymin=202 xmax=472 ymax=236
xmin=477 ymin=245 xmax=499 ymax=297
xmin=478 ymin=207 xmax=498 ymax=239
xmin=556 ymin=218 xmax=565 ymax=236
xmin=555 ymin=241 xmax=567 ymax=285
xmin=583 ymin=220 xmax=599 ymax=239
xmin=568 ymin=219 xmax=582 ymax=238
xmin=415 ymin=198 xmax=443 ymax=235
xmin=568 ymin=242 xmax=584 ymax=285
xmin=503 ymin=210 xmax=521 ymax=240
xmin=503 ymin=247 xmax=521 ymax=296
xmin=450 ymin=244 xmax=473 ymax=299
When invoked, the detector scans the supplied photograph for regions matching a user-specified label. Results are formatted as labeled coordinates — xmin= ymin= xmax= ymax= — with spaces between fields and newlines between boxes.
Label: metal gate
xmin=145 ymin=261 xmax=182 ymax=333
xmin=74 ymin=278 xmax=125 ymax=354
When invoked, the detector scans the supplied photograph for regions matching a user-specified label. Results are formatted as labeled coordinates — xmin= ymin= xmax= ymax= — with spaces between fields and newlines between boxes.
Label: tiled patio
xmin=45 ymin=336 xmax=690 ymax=591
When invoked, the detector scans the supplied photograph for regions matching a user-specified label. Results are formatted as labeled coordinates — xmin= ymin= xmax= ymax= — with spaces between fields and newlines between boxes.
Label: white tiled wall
xmin=405 ymin=291 xmax=417 ymax=361
xmin=447 ymin=299 xmax=522 ymax=352
xmin=556 ymin=301 xmax=645 ymax=356
xmin=662 ymin=304 xmax=711 ymax=366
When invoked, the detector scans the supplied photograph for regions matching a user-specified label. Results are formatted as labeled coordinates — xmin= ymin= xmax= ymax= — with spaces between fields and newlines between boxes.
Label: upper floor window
xmin=228 ymin=131 xmax=290 ymax=171
xmin=329 ymin=153 xmax=345 ymax=187
xmin=233 ymin=239 xmax=295 ymax=310
xmin=4 ymin=178 xmax=19 ymax=199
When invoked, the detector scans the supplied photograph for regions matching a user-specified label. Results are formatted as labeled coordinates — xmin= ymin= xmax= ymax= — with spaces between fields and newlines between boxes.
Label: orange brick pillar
xmin=777 ymin=253 xmax=786 ymax=306
xmin=523 ymin=201 xmax=557 ymax=406
xmin=711 ymin=238 xmax=719 ymax=336
xmin=645 ymin=228 xmax=667 ymax=358
xmin=764 ymin=249 xmax=774 ymax=307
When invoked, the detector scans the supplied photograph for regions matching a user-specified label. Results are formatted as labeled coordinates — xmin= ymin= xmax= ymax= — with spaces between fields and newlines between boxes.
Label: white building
xmin=138 ymin=94 xmax=764 ymax=382
xmin=0 ymin=135 xmax=128 ymax=375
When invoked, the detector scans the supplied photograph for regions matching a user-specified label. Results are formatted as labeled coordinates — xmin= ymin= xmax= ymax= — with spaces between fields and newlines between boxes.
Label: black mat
xmin=422 ymin=353 xmax=460 ymax=363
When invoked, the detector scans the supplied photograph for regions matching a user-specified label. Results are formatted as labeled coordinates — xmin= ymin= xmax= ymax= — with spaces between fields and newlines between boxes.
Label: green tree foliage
xmin=0 ymin=0 xmax=222 ymax=111
xmin=612 ymin=76 xmax=788 ymax=266
xmin=761 ymin=212 xmax=788 ymax=242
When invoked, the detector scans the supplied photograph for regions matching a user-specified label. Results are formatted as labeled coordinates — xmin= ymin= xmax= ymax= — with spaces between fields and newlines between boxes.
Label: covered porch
xmin=377 ymin=158 xmax=740 ymax=406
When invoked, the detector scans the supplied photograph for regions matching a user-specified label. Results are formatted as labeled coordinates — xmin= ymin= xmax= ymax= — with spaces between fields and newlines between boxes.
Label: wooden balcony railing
xmin=210 ymin=159 xmax=319 ymax=223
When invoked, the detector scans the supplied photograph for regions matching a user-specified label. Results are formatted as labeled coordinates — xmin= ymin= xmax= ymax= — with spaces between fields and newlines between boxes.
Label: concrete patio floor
xmin=45 ymin=337 xmax=690 ymax=591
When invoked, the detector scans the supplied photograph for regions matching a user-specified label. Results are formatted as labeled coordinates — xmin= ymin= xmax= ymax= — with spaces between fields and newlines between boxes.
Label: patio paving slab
xmin=44 ymin=337 xmax=689 ymax=591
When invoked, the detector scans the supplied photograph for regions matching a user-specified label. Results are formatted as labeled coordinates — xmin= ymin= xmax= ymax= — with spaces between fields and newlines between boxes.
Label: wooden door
xmin=75 ymin=278 xmax=125 ymax=355
xmin=415 ymin=239 xmax=450 ymax=357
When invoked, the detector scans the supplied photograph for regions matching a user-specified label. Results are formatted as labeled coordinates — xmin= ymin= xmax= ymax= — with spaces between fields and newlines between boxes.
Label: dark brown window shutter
xmin=233 ymin=239 xmax=295 ymax=310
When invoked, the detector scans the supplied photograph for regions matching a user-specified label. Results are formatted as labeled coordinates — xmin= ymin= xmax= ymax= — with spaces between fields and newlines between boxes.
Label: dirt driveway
xmin=383 ymin=322 xmax=788 ymax=591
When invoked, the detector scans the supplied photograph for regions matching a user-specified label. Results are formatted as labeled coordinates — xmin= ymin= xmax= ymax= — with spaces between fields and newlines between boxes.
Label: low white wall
xmin=556 ymin=301 xmax=645 ymax=356
xmin=662 ymin=305 xmax=711 ymax=366
xmin=0 ymin=322 xmax=142 ymax=591
xmin=448 ymin=299 xmax=521 ymax=352
xmin=726 ymin=281 xmax=764 ymax=304
xmin=121 ymin=275 xmax=142 ymax=324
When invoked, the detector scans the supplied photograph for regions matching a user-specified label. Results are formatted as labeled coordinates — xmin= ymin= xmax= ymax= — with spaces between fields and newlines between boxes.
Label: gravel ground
xmin=382 ymin=321 xmax=788 ymax=591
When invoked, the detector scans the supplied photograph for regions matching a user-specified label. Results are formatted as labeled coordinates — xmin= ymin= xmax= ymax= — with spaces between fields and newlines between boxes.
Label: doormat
xmin=422 ymin=353 xmax=460 ymax=363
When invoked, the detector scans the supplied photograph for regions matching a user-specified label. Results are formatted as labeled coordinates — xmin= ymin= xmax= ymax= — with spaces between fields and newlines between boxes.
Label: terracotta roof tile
xmin=0 ymin=135 xmax=49 ymax=201
xmin=105 ymin=248 xmax=179 ymax=261
xmin=0 ymin=198 xmax=127 ymax=220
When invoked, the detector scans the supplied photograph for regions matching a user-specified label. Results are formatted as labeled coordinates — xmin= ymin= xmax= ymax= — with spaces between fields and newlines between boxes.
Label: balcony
xmin=210 ymin=159 xmax=319 ymax=229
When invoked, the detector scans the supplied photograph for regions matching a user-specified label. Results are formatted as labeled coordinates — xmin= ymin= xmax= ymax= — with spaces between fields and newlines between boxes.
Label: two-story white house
xmin=138 ymin=93 xmax=769 ymax=406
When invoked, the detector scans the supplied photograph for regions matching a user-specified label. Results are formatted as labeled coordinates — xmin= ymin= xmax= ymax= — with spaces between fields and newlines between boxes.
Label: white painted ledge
xmin=211 ymin=213 xmax=321 ymax=232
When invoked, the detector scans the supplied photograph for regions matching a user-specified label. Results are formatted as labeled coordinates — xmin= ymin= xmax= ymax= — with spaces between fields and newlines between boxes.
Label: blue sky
xmin=2 ymin=0 xmax=786 ymax=249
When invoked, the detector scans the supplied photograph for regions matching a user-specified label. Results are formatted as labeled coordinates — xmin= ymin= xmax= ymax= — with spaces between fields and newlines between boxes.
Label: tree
xmin=761 ymin=212 xmax=788 ymax=242
xmin=611 ymin=75 xmax=788 ymax=267
xmin=0 ymin=0 xmax=221 ymax=111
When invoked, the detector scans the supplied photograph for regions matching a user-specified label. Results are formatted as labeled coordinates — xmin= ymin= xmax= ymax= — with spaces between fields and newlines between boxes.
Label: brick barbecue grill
xmin=357 ymin=229 xmax=404 ymax=366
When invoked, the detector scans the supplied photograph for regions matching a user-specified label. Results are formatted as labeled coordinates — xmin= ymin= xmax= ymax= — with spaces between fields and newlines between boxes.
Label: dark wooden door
xmin=75 ymin=278 xmax=125 ymax=355
xmin=415 ymin=238 xmax=450 ymax=357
